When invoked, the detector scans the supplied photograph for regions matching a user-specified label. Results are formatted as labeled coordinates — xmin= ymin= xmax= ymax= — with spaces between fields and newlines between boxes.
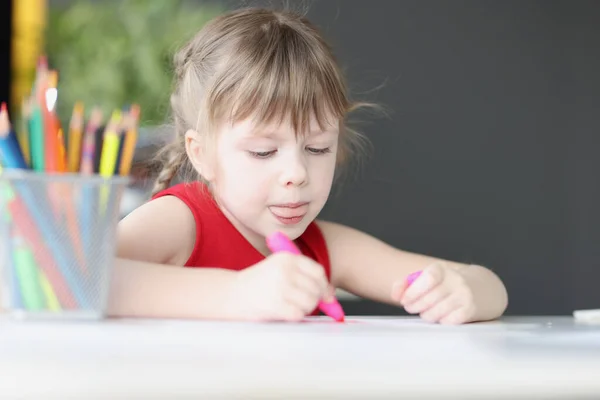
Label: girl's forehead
xmin=224 ymin=115 xmax=339 ymax=139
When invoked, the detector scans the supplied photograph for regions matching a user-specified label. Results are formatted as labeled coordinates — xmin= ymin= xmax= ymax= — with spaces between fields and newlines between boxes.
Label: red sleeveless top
xmin=151 ymin=182 xmax=332 ymax=283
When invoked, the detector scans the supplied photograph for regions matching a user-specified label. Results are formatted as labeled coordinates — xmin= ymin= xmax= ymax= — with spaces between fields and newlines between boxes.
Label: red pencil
xmin=7 ymin=197 xmax=77 ymax=309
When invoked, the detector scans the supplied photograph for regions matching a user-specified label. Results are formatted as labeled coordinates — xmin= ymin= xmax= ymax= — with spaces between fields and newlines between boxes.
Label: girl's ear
xmin=184 ymin=129 xmax=215 ymax=181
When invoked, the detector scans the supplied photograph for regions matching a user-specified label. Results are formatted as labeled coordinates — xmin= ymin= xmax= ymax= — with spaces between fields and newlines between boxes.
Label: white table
xmin=1 ymin=315 xmax=599 ymax=399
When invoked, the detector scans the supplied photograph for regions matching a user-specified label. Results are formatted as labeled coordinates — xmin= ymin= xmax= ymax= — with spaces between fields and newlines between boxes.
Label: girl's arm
xmin=317 ymin=220 xmax=508 ymax=323
xmin=106 ymin=257 xmax=240 ymax=320
xmin=111 ymin=196 xmax=240 ymax=319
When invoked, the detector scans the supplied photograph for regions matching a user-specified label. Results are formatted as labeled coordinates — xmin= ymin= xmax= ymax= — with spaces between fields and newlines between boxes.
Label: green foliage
xmin=46 ymin=0 xmax=224 ymax=126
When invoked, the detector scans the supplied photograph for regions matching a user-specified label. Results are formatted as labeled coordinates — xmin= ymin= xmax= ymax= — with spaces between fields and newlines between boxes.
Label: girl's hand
xmin=391 ymin=262 xmax=477 ymax=325
xmin=231 ymin=252 xmax=330 ymax=322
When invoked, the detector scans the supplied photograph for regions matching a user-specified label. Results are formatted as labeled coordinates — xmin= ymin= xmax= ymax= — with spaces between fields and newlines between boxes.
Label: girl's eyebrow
xmin=305 ymin=129 xmax=340 ymax=138
xmin=237 ymin=131 xmax=277 ymax=141
xmin=240 ymin=125 xmax=340 ymax=140
xmin=249 ymin=130 xmax=278 ymax=138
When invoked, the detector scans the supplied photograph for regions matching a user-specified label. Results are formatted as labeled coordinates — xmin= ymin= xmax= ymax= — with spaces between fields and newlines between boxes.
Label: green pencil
xmin=12 ymin=234 xmax=46 ymax=310
xmin=28 ymin=104 xmax=45 ymax=171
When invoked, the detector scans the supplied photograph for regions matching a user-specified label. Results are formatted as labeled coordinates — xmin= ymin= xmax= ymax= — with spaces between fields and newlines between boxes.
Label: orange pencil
xmin=52 ymin=71 xmax=67 ymax=172
xmin=42 ymin=70 xmax=61 ymax=172
xmin=56 ymin=127 xmax=67 ymax=173
xmin=119 ymin=104 xmax=140 ymax=176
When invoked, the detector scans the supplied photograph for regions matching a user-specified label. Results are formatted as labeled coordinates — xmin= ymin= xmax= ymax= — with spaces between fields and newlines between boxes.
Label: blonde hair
xmin=152 ymin=7 xmax=375 ymax=196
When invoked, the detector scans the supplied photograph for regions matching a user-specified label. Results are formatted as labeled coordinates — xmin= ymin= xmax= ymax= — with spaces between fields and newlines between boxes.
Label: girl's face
xmin=201 ymin=115 xmax=339 ymax=254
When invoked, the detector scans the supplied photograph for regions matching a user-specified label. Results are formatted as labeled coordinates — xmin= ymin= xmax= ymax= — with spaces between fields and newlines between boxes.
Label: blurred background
xmin=1 ymin=0 xmax=599 ymax=316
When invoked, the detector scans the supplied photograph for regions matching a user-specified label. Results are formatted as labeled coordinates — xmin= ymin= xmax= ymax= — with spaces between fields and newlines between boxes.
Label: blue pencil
xmin=0 ymin=103 xmax=28 ymax=169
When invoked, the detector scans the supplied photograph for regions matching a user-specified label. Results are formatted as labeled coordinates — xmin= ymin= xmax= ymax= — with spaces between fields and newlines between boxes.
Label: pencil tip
xmin=130 ymin=104 xmax=141 ymax=119
xmin=111 ymin=109 xmax=122 ymax=122
xmin=0 ymin=103 xmax=10 ymax=133
xmin=74 ymin=102 xmax=84 ymax=114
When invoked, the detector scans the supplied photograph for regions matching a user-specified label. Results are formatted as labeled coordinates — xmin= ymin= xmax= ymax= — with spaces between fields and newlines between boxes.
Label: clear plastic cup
xmin=0 ymin=169 xmax=128 ymax=319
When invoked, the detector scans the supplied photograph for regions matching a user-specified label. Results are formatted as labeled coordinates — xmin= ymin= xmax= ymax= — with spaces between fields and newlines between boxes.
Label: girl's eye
xmin=306 ymin=147 xmax=331 ymax=155
xmin=248 ymin=150 xmax=276 ymax=159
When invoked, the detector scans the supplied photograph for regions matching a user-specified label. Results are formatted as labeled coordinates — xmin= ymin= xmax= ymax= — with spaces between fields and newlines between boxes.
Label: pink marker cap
xmin=406 ymin=270 xmax=423 ymax=285
xmin=266 ymin=231 xmax=301 ymax=255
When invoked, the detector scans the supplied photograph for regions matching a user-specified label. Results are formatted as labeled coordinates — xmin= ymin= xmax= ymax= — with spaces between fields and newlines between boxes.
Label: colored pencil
xmin=118 ymin=104 xmax=140 ymax=176
xmin=79 ymin=108 xmax=103 ymax=175
xmin=42 ymin=70 xmax=62 ymax=173
xmin=98 ymin=110 xmax=122 ymax=214
xmin=99 ymin=110 xmax=122 ymax=177
xmin=28 ymin=57 xmax=47 ymax=171
xmin=11 ymin=228 xmax=46 ymax=310
xmin=18 ymin=98 xmax=31 ymax=167
xmin=67 ymin=102 xmax=84 ymax=173
xmin=0 ymin=103 xmax=28 ymax=169
xmin=113 ymin=107 xmax=129 ymax=177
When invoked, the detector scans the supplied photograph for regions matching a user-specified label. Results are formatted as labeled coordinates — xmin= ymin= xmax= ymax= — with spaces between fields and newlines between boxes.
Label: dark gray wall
xmin=229 ymin=0 xmax=600 ymax=315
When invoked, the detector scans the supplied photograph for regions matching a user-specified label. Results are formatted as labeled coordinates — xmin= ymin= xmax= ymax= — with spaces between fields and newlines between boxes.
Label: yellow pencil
xmin=99 ymin=110 xmax=122 ymax=177
xmin=98 ymin=110 xmax=123 ymax=215
xmin=67 ymin=102 xmax=84 ymax=172
xmin=39 ymin=271 xmax=61 ymax=311
xmin=18 ymin=98 xmax=32 ymax=167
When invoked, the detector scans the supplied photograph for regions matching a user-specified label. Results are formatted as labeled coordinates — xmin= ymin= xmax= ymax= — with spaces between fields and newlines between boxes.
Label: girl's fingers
xmin=292 ymin=270 xmax=323 ymax=301
xmin=418 ymin=294 xmax=462 ymax=323
xmin=438 ymin=305 xmax=475 ymax=325
xmin=403 ymin=285 xmax=451 ymax=314
xmin=285 ymin=285 xmax=320 ymax=315
xmin=400 ymin=263 xmax=445 ymax=305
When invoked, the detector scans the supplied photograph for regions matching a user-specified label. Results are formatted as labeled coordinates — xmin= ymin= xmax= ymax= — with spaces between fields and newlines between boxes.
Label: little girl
xmin=112 ymin=7 xmax=508 ymax=324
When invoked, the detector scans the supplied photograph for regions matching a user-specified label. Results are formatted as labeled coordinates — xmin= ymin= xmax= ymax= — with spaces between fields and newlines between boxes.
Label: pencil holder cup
xmin=0 ymin=169 xmax=129 ymax=320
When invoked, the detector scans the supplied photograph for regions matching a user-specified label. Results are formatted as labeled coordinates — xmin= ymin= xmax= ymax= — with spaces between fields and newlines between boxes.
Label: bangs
xmin=207 ymin=21 xmax=349 ymax=136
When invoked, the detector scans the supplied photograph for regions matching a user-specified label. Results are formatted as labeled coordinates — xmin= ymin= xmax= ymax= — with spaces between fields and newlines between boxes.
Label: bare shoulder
xmin=315 ymin=219 xmax=363 ymax=243
xmin=315 ymin=219 xmax=379 ymax=255
xmin=315 ymin=219 xmax=371 ymax=285
xmin=117 ymin=195 xmax=196 ymax=266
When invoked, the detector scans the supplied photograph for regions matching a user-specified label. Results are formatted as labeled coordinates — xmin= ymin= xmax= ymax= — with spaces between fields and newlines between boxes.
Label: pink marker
xmin=406 ymin=270 xmax=422 ymax=285
xmin=266 ymin=231 xmax=346 ymax=322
